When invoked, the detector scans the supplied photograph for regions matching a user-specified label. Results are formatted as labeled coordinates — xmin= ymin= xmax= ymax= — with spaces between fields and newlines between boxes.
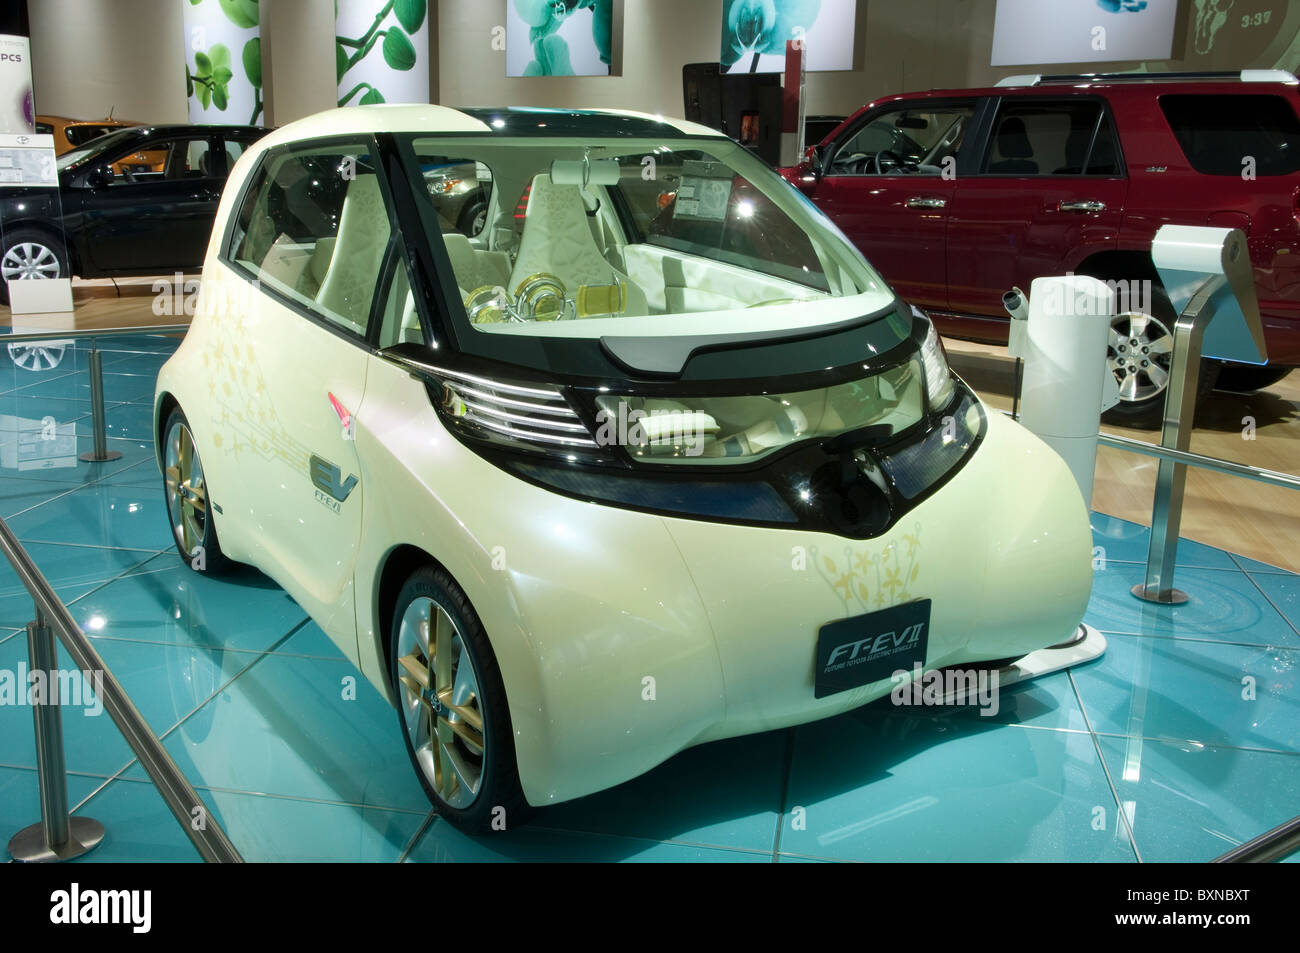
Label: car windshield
xmin=400 ymin=134 xmax=894 ymax=341
xmin=56 ymin=128 xmax=140 ymax=172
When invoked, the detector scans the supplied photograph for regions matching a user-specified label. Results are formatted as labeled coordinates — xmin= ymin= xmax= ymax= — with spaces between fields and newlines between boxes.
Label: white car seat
xmin=509 ymin=173 xmax=646 ymax=316
xmin=316 ymin=174 xmax=389 ymax=333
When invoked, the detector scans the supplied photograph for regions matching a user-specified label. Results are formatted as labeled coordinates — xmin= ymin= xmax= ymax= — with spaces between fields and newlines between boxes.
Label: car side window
xmin=829 ymin=105 xmax=975 ymax=176
xmin=981 ymin=101 xmax=1116 ymax=176
xmin=227 ymin=142 xmax=393 ymax=338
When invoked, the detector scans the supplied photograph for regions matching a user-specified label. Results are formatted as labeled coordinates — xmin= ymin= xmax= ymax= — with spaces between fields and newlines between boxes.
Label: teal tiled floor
xmin=0 ymin=336 xmax=1296 ymax=862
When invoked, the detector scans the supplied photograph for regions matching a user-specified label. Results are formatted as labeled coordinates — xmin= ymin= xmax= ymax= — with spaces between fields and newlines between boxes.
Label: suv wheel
xmin=1101 ymin=287 xmax=1219 ymax=429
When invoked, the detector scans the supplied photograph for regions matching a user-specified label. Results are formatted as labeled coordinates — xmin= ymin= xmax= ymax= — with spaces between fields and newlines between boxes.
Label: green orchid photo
xmin=184 ymin=0 xmax=263 ymax=124
xmin=335 ymin=0 xmax=428 ymax=107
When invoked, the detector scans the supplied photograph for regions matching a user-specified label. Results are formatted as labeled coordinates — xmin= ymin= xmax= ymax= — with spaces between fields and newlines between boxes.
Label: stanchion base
xmin=8 ymin=816 xmax=105 ymax=862
xmin=78 ymin=450 xmax=123 ymax=463
xmin=1130 ymin=583 xmax=1190 ymax=605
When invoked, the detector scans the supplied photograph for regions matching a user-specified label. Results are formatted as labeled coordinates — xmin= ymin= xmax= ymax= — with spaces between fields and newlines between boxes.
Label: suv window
xmin=982 ymin=100 xmax=1119 ymax=176
xmin=227 ymin=142 xmax=391 ymax=337
xmin=830 ymin=104 xmax=974 ymax=176
xmin=1159 ymin=94 xmax=1300 ymax=176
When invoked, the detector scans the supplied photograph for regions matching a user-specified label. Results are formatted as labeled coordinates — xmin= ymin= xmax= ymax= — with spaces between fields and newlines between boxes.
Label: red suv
xmin=782 ymin=70 xmax=1300 ymax=426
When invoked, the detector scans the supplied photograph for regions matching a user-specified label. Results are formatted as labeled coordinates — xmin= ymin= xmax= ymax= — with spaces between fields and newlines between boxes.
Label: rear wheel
xmin=391 ymin=565 xmax=529 ymax=832
xmin=162 ymin=408 xmax=229 ymax=574
xmin=1101 ymin=286 xmax=1219 ymax=428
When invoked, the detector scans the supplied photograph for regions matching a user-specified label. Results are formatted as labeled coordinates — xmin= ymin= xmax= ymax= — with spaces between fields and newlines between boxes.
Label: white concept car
xmin=156 ymin=105 xmax=1098 ymax=831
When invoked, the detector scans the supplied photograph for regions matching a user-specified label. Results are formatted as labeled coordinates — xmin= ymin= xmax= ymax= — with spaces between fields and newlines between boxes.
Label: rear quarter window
xmin=1159 ymin=94 xmax=1300 ymax=176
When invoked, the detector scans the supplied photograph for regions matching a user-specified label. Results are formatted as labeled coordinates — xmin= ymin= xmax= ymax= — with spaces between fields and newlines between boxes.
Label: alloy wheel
xmin=1108 ymin=311 xmax=1174 ymax=403
xmin=1 ymin=241 xmax=61 ymax=282
xmin=164 ymin=420 xmax=207 ymax=558
xmin=396 ymin=596 xmax=486 ymax=809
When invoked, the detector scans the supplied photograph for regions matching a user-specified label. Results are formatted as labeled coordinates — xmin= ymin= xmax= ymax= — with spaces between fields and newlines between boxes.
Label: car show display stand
xmin=1132 ymin=226 xmax=1267 ymax=604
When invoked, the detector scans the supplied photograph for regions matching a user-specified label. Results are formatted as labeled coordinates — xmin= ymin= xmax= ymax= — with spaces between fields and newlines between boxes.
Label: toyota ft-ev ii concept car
xmin=156 ymin=106 xmax=1098 ymax=831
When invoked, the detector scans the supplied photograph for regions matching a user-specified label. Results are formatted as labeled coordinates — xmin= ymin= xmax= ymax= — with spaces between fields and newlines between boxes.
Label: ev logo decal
xmin=310 ymin=454 xmax=357 ymax=512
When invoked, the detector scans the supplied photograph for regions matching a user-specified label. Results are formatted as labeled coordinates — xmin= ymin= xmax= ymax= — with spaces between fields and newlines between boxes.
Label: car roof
xmin=257 ymin=104 xmax=725 ymax=153
xmin=878 ymin=71 xmax=1300 ymax=104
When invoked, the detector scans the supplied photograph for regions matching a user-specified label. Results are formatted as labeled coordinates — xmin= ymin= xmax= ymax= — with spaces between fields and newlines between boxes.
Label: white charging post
xmin=1013 ymin=274 xmax=1120 ymax=505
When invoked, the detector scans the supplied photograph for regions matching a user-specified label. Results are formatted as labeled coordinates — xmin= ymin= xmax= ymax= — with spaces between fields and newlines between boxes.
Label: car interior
xmin=409 ymin=141 xmax=873 ymax=332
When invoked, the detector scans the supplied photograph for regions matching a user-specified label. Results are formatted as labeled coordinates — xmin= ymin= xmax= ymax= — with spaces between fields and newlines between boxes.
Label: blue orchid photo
xmin=721 ymin=0 xmax=822 ymax=72
xmin=513 ymin=0 xmax=613 ymax=77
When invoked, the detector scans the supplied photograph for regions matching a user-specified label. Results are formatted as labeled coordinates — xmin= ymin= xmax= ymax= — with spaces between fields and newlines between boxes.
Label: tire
xmin=1100 ymin=284 xmax=1220 ymax=429
xmin=0 ymin=227 xmax=69 ymax=306
xmin=161 ymin=408 xmax=230 ymax=574
xmin=390 ymin=565 xmax=529 ymax=833
xmin=457 ymin=195 xmax=488 ymax=237
xmin=1214 ymin=362 xmax=1293 ymax=393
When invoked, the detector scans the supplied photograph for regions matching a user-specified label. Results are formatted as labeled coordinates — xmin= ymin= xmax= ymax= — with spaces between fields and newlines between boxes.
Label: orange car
xmin=34 ymin=114 xmax=166 ymax=174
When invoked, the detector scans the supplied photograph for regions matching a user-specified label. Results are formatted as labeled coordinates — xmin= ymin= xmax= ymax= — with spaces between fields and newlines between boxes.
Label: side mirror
xmin=86 ymin=164 xmax=114 ymax=189
xmin=810 ymin=144 xmax=827 ymax=178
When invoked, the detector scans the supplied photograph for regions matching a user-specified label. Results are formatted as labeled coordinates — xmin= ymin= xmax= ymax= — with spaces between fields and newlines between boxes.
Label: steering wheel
xmin=872 ymin=150 xmax=906 ymax=175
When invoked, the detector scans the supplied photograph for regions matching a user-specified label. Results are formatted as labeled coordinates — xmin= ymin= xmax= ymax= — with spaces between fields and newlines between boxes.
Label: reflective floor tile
xmin=88 ymin=458 xmax=160 ymax=489
xmin=0 ymin=542 xmax=157 ymax=628
xmin=1231 ymin=553 xmax=1298 ymax=576
xmin=10 ymin=372 xmax=157 ymax=406
xmin=1084 ymin=563 xmax=1299 ymax=647
xmin=0 ymin=434 xmax=155 ymax=485
xmin=861 ymin=667 xmax=1093 ymax=734
xmin=1245 ymin=572 xmax=1300 ymax=635
xmin=121 ymin=651 xmax=429 ymax=814
xmin=72 ymin=555 xmax=309 ymax=655
xmin=1071 ymin=634 xmax=1299 ymax=752
xmin=1091 ymin=513 xmax=1238 ymax=571
xmin=406 ymin=817 xmax=770 ymax=863
xmin=0 ymin=633 xmax=255 ymax=778
xmin=6 ymin=480 xmax=171 ymax=551
xmin=274 ymin=620 xmax=348 ymax=659
xmin=0 ymin=477 xmax=83 ymax=519
xmin=538 ymin=729 xmax=787 ymax=852
xmin=0 ymin=765 xmax=107 ymax=852
xmin=101 ymin=401 xmax=158 ymax=441
xmin=70 ymin=778 xmax=425 ymax=863
xmin=1095 ymin=735 xmax=1300 ymax=862
xmin=781 ymin=708 xmax=1137 ymax=862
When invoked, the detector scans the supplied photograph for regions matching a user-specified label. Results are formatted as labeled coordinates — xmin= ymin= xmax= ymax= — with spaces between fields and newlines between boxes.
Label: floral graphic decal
xmin=510 ymin=0 xmax=613 ymax=77
xmin=811 ymin=524 xmax=922 ymax=617
xmin=335 ymin=0 xmax=428 ymax=106
xmin=184 ymin=0 xmax=263 ymax=125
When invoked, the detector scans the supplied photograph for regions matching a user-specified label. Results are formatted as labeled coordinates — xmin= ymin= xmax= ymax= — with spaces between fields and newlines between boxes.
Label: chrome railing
xmin=1214 ymin=813 xmax=1300 ymax=863
xmin=0 ymin=516 xmax=242 ymax=862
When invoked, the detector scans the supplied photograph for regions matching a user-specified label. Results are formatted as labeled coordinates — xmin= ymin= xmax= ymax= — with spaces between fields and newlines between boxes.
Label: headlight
xmin=430 ymin=364 xmax=601 ymax=453
xmin=920 ymin=320 xmax=955 ymax=411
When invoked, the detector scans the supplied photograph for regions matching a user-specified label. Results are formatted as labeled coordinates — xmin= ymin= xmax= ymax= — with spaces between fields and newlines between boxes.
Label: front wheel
xmin=0 ymin=227 xmax=68 ymax=305
xmin=1101 ymin=288 xmax=1219 ymax=428
xmin=391 ymin=565 xmax=529 ymax=832
xmin=162 ymin=408 xmax=230 ymax=573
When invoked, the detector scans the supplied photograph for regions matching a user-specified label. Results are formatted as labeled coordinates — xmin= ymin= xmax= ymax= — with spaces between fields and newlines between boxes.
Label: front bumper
xmin=479 ymin=409 xmax=1093 ymax=805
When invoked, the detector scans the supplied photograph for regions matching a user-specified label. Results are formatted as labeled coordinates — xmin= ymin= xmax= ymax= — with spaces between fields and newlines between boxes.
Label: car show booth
xmin=0 ymin=0 xmax=1297 ymax=876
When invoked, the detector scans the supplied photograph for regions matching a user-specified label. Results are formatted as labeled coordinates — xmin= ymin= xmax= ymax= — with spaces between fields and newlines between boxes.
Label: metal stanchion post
xmin=7 ymin=607 xmax=105 ymax=862
xmin=78 ymin=344 xmax=123 ymax=463
xmin=1131 ymin=277 xmax=1223 ymax=605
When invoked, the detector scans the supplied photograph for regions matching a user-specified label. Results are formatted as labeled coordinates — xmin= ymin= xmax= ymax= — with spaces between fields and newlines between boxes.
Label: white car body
xmin=156 ymin=104 xmax=1095 ymax=815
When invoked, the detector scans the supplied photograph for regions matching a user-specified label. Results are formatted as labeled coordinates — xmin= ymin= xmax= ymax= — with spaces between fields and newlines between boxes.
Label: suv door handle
xmin=1059 ymin=200 xmax=1106 ymax=212
xmin=906 ymin=196 xmax=947 ymax=209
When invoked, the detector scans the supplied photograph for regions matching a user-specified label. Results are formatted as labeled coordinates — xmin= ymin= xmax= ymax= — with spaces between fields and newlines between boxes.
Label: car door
xmin=75 ymin=133 xmax=225 ymax=274
xmin=219 ymin=139 xmax=391 ymax=635
xmin=805 ymin=99 xmax=980 ymax=311
xmin=946 ymin=97 xmax=1129 ymax=326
